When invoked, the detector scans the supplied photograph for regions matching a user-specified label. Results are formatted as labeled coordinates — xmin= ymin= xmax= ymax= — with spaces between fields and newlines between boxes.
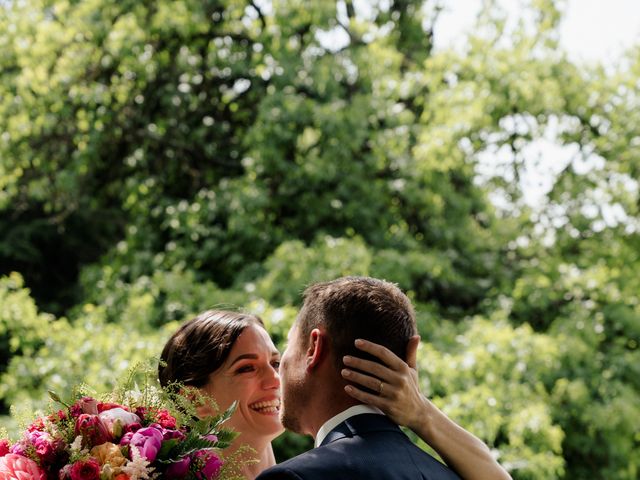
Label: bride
xmin=159 ymin=310 xmax=510 ymax=480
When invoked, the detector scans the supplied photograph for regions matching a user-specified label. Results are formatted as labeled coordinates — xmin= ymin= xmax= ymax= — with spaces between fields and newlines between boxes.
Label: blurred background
xmin=1 ymin=0 xmax=639 ymax=478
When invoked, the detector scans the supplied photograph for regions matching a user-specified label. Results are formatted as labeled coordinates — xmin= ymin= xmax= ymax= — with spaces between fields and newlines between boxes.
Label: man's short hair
xmin=298 ymin=276 xmax=417 ymax=367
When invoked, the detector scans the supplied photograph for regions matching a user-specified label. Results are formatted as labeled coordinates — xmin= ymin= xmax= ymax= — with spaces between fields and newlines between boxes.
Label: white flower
xmin=98 ymin=408 xmax=141 ymax=436
xmin=70 ymin=436 xmax=83 ymax=451
xmin=120 ymin=445 xmax=153 ymax=480
xmin=69 ymin=435 xmax=88 ymax=455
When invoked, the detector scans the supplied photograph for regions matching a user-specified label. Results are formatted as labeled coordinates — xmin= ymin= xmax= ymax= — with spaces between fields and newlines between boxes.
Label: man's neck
xmin=305 ymin=389 xmax=360 ymax=439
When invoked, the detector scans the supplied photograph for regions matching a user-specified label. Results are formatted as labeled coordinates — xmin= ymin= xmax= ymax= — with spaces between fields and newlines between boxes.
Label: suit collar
xmin=319 ymin=413 xmax=402 ymax=447
xmin=315 ymin=405 xmax=383 ymax=447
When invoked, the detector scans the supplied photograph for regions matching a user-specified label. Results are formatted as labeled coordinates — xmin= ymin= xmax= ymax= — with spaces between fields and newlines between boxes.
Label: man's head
xmin=279 ymin=276 xmax=417 ymax=435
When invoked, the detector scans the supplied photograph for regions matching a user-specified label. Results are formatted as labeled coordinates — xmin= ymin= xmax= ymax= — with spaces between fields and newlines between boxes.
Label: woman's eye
xmin=236 ymin=365 xmax=255 ymax=374
xmin=271 ymin=361 xmax=280 ymax=370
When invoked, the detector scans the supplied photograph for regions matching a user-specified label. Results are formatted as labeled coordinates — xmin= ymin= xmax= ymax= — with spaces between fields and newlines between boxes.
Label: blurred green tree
xmin=1 ymin=0 xmax=638 ymax=478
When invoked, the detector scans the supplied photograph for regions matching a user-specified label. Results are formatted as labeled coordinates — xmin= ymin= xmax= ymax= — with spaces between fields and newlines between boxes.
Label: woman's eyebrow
xmin=228 ymin=353 xmax=258 ymax=366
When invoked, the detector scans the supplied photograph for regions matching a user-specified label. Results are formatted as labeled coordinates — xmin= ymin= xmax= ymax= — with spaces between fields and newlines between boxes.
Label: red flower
xmin=69 ymin=458 xmax=100 ymax=480
xmin=75 ymin=414 xmax=111 ymax=446
xmin=97 ymin=402 xmax=127 ymax=413
xmin=154 ymin=410 xmax=177 ymax=429
xmin=133 ymin=407 xmax=148 ymax=422
xmin=48 ymin=410 xmax=68 ymax=423
xmin=0 ymin=440 xmax=10 ymax=457
xmin=27 ymin=418 xmax=47 ymax=432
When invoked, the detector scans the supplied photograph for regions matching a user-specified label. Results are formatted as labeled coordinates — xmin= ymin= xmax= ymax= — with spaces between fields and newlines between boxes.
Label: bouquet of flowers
xmin=0 ymin=378 xmax=246 ymax=480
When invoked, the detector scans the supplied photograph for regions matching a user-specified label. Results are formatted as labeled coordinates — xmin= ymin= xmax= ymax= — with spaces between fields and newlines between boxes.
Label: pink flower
xmin=98 ymin=408 xmax=141 ymax=439
xmin=123 ymin=422 xmax=142 ymax=435
xmin=69 ymin=458 xmax=100 ymax=480
xmin=118 ymin=432 xmax=133 ymax=448
xmin=27 ymin=431 xmax=57 ymax=464
xmin=203 ymin=434 xmax=218 ymax=444
xmin=0 ymin=441 xmax=10 ymax=458
xmin=193 ymin=450 xmax=223 ymax=480
xmin=8 ymin=443 xmax=26 ymax=457
xmin=127 ymin=427 xmax=163 ymax=462
xmin=160 ymin=428 xmax=185 ymax=442
xmin=0 ymin=453 xmax=46 ymax=480
xmin=75 ymin=415 xmax=111 ymax=446
xmin=164 ymin=457 xmax=191 ymax=478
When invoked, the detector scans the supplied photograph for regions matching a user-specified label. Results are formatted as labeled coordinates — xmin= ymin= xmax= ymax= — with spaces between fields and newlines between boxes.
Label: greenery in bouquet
xmin=0 ymin=371 xmax=247 ymax=480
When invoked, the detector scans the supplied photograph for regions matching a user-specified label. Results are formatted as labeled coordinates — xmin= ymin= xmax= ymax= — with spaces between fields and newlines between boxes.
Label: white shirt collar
xmin=314 ymin=404 xmax=384 ymax=448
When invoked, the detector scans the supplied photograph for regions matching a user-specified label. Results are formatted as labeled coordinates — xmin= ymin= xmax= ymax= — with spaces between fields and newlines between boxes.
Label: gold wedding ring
xmin=378 ymin=381 xmax=384 ymax=394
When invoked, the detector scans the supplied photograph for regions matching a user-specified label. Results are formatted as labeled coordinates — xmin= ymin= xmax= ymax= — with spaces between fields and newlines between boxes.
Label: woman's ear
xmin=180 ymin=385 xmax=217 ymax=418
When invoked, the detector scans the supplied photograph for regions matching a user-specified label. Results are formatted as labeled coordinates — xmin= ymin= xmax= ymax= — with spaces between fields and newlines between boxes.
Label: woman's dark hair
xmin=159 ymin=310 xmax=265 ymax=389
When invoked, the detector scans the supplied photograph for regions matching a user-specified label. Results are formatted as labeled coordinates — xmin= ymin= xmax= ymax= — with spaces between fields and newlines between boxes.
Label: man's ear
xmin=406 ymin=335 xmax=420 ymax=369
xmin=306 ymin=328 xmax=326 ymax=371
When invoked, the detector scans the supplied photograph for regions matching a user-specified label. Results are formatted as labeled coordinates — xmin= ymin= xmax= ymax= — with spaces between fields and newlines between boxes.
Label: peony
xmin=89 ymin=443 xmax=126 ymax=469
xmin=0 ymin=453 xmax=46 ymax=480
xmin=127 ymin=427 xmax=163 ymax=462
xmin=75 ymin=415 xmax=111 ymax=446
xmin=69 ymin=458 xmax=100 ymax=480
xmin=98 ymin=409 xmax=141 ymax=439
xmin=164 ymin=457 xmax=191 ymax=478
xmin=0 ymin=441 xmax=9 ymax=458
xmin=160 ymin=428 xmax=184 ymax=442
xmin=193 ymin=450 xmax=223 ymax=480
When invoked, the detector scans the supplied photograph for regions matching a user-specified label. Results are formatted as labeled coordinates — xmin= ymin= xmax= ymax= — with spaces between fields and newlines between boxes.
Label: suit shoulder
xmin=256 ymin=449 xmax=337 ymax=480
xmin=255 ymin=458 xmax=309 ymax=480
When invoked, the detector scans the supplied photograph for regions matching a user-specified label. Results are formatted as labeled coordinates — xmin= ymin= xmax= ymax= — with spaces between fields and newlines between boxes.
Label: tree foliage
xmin=1 ymin=0 xmax=639 ymax=478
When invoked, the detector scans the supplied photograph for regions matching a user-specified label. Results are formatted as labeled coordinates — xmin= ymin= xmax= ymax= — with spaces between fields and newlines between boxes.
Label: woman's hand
xmin=341 ymin=335 xmax=427 ymax=431
xmin=341 ymin=336 xmax=512 ymax=480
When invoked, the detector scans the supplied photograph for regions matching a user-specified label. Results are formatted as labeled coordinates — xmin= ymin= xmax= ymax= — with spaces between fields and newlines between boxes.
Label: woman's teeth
xmin=249 ymin=399 xmax=281 ymax=413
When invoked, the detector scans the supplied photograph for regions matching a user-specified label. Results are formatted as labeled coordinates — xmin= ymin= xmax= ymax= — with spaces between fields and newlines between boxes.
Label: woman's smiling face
xmin=199 ymin=324 xmax=284 ymax=442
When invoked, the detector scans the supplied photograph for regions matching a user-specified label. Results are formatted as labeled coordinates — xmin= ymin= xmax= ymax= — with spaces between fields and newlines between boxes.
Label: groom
xmin=256 ymin=276 xmax=460 ymax=479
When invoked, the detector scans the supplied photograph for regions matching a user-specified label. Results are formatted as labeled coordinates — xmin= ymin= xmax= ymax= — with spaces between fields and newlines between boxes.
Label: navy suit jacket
xmin=256 ymin=414 xmax=461 ymax=480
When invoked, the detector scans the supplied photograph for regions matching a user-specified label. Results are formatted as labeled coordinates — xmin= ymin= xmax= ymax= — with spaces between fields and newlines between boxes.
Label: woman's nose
xmin=262 ymin=365 xmax=280 ymax=389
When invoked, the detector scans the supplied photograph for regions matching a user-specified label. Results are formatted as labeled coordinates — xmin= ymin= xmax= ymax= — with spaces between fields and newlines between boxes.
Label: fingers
xmin=343 ymin=355 xmax=392 ymax=382
xmin=344 ymin=384 xmax=386 ymax=408
xmin=341 ymin=368 xmax=387 ymax=394
xmin=353 ymin=339 xmax=407 ymax=370
xmin=406 ymin=335 xmax=420 ymax=369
